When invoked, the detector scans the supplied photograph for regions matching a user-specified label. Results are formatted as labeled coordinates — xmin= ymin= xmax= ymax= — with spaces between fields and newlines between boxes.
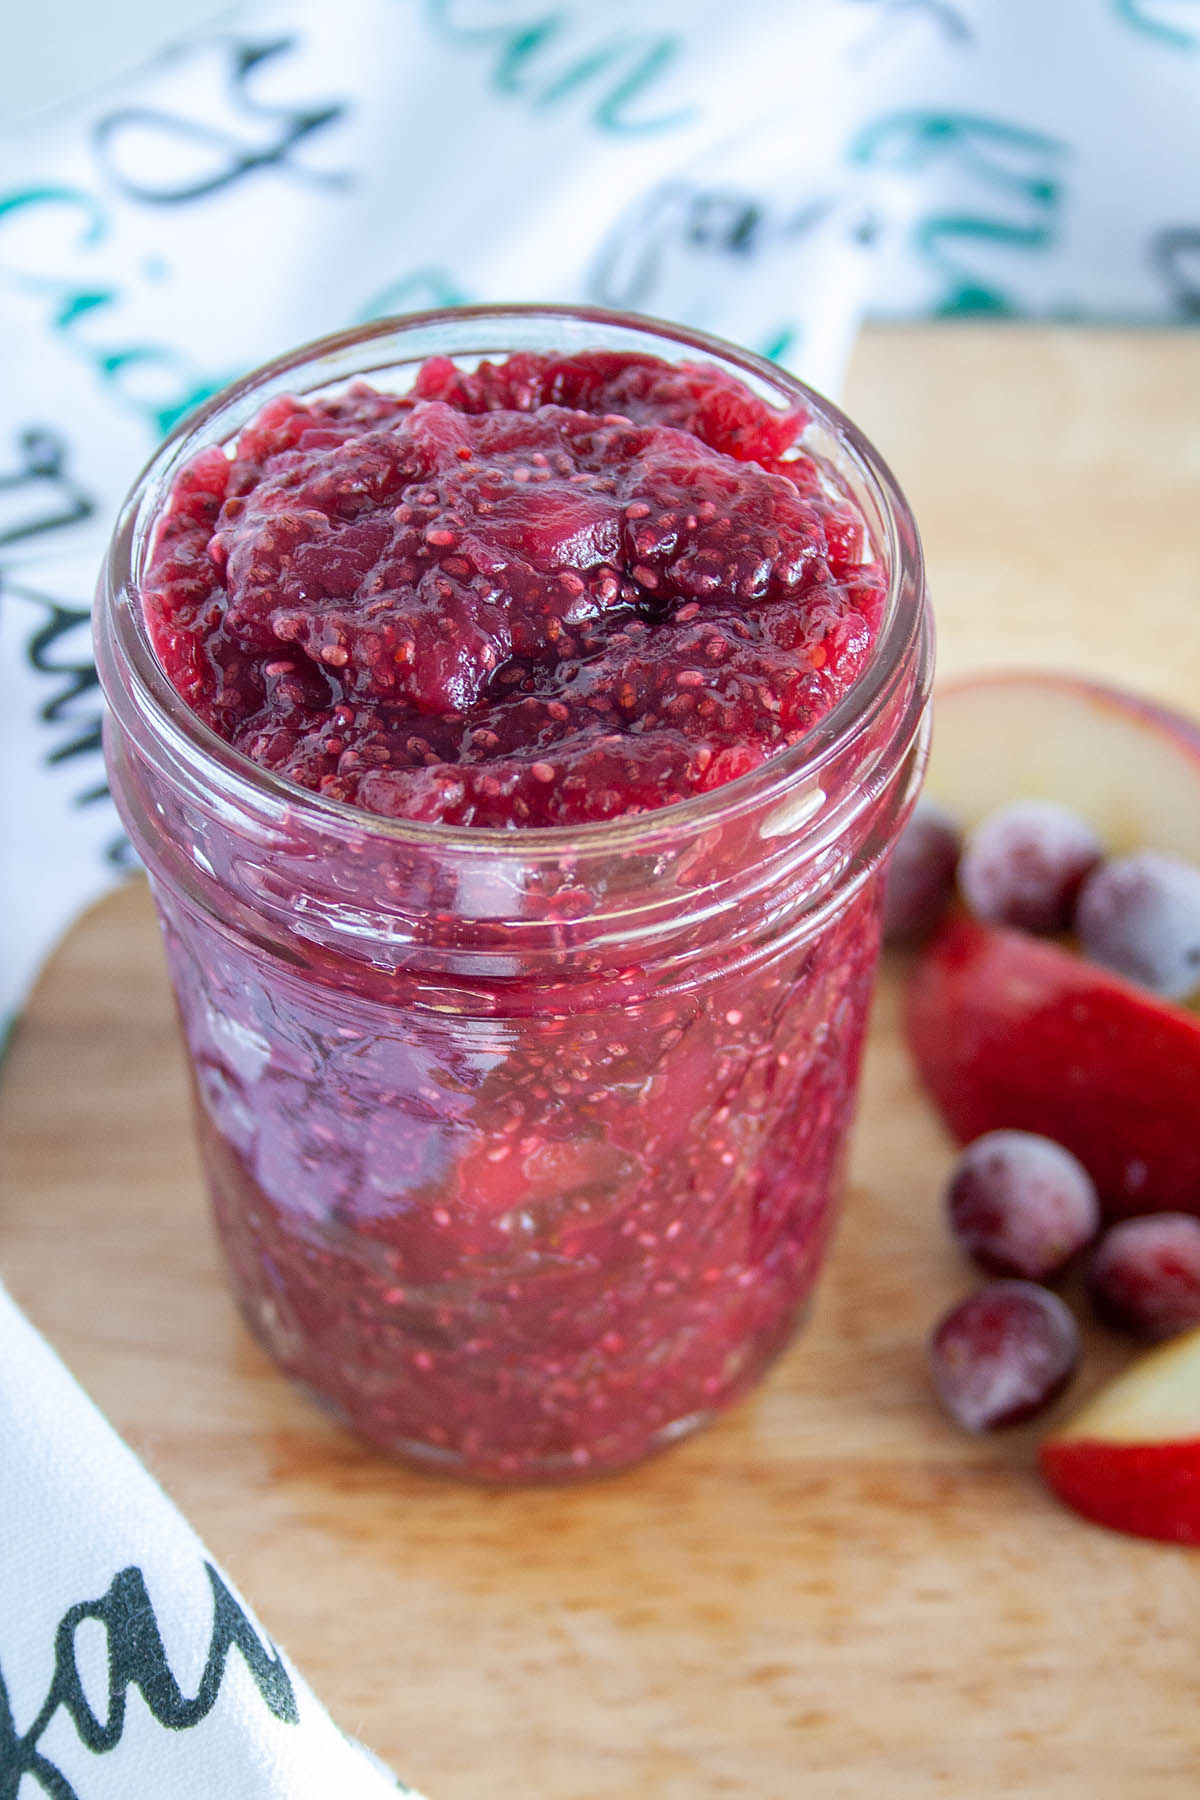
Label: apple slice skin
xmin=905 ymin=915 xmax=1200 ymax=1219
xmin=1040 ymin=1327 xmax=1200 ymax=1543
xmin=1039 ymin=1439 xmax=1200 ymax=1544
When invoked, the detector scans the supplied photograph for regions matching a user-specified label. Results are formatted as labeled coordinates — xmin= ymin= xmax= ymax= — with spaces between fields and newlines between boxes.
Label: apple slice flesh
xmin=905 ymin=915 xmax=1200 ymax=1218
xmin=924 ymin=672 xmax=1200 ymax=861
xmin=1040 ymin=1327 xmax=1200 ymax=1544
xmin=1052 ymin=1327 xmax=1200 ymax=1444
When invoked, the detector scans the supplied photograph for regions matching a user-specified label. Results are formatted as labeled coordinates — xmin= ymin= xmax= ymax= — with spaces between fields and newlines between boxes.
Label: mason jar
xmin=96 ymin=306 xmax=932 ymax=1482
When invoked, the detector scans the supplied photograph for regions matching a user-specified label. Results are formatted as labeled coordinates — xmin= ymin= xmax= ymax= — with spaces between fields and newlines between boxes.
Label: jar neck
xmin=100 ymin=603 xmax=931 ymax=989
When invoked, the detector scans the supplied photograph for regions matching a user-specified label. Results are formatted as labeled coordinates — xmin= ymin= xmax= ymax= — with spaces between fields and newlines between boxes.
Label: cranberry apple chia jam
xmin=145 ymin=352 xmax=884 ymax=824
xmin=98 ymin=309 xmax=931 ymax=1480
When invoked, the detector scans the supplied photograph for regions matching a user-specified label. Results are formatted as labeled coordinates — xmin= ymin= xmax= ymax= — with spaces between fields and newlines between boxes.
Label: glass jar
xmin=96 ymin=307 xmax=932 ymax=1482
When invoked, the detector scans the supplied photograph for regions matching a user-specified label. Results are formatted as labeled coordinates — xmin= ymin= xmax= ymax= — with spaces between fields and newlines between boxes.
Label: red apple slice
xmin=905 ymin=915 xmax=1200 ymax=1218
xmin=924 ymin=671 xmax=1200 ymax=861
xmin=1040 ymin=1326 xmax=1200 ymax=1544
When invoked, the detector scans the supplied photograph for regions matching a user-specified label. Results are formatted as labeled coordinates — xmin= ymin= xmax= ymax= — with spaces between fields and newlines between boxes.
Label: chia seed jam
xmin=99 ymin=310 xmax=931 ymax=1480
xmin=144 ymin=349 xmax=883 ymax=827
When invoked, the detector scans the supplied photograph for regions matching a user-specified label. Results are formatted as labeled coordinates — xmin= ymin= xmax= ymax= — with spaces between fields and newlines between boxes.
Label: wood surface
xmin=3 ymin=324 xmax=1200 ymax=1798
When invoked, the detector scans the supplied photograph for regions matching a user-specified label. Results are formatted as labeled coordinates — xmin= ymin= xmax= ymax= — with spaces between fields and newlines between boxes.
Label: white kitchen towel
xmin=4 ymin=0 xmax=1200 ymax=1034
xmin=0 ymin=1281 xmax=417 ymax=1797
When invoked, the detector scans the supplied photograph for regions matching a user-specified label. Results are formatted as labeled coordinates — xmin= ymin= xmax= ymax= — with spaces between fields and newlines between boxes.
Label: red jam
xmin=136 ymin=348 xmax=892 ymax=1479
xmin=144 ymin=351 xmax=883 ymax=827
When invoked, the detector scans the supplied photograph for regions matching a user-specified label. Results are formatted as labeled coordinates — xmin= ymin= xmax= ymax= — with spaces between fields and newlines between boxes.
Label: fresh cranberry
xmin=882 ymin=802 xmax=961 ymax=944
xmin=957 ymin=799 xmax=1103 ymax=935
xmin=1075 ymin=850 xmax=1200 ymax=1002
xmin=945 ymin=1130 xmax=1100 ymax=1281
xmin=928 ymin=1281 xmax=1080 ymax=1432
xmin=1088 ymin=1213 xmax=1200 ymax=1341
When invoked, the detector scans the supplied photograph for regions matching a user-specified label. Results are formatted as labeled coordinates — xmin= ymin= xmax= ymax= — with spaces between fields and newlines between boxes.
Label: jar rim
xmin=98 ymin=302 xmax=927 ymax=861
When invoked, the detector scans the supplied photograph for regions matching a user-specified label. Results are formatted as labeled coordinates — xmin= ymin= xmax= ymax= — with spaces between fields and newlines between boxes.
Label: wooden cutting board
xmin=3 ymin=325 xmax=1200 ymax=1798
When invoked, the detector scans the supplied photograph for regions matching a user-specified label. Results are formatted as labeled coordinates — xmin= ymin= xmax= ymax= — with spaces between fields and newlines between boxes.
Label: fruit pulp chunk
xmin=141 ymin=349 xmax=890 ymax=1477
xmin=143 ymin=350 xmax=884 ymax=827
